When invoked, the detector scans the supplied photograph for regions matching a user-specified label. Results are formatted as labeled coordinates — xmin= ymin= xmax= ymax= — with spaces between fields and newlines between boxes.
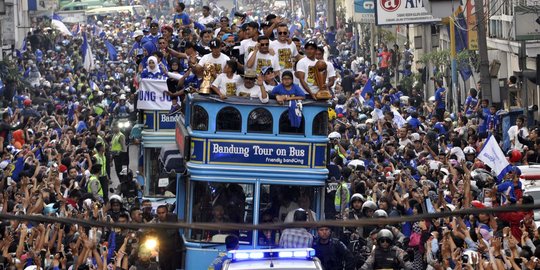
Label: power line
xmin=1 ymin=203 xmax=540 ymax=231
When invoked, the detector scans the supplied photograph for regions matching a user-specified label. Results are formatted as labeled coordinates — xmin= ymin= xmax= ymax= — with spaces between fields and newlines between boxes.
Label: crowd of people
xmin=0 ymin=0 xmax=539 ymax=269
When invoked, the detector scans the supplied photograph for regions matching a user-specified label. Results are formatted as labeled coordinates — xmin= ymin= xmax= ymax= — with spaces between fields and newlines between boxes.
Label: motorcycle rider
xmin=119 ymin=168 xmax=140 ymax=207
xmin=106 ymin=195 xmax=130 ymax=222
xmin=345 ymin=193 xmax=366 ymax=239
xmin=361 ymin=229 xmax=413 ymax=270
xmin=113 ymin=94 xmax=132 ymax=117
xmin=367 ymin=209 xmax=406 ymax=248
xmin=312 ymin=226 xmax=355 ymax=270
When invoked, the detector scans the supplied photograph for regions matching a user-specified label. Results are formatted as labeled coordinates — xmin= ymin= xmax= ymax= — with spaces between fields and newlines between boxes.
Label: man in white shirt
xmin=295 ymin=40 xmax=320 ymax=99
xmin=197 ymin=6 xmax=215 ymax=25
xmin=246 ymin=36 xmax=281 ymax=75
xmin=239 ymin=22 xmax=260 ymax=64
xmin=236 ymin=70 xmax=269 ymax=103
xmin=270 ymin=23 xmax=301 ymax=73
xmin=508 ymin=115 xmax=529 ymax=151
xmin=198 ymin=39 xmax=230 ymax=75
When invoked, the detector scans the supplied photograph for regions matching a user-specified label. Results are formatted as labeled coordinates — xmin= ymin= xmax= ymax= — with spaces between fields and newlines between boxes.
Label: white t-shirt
xmin=263 ymin=81 xmax=277 ymax=93
xmin=198 ymin=53 xmax=230 ymax=74
xmin=508 ymin=126 xmax=529 ymax=151
xmin=212 ymin=73 xmax=241 ymax=96
xmin=236 ymin=83 xmax=269 ymax=103
xmin=269 ymin=40 xmax=298 ymax=72
xmin=295 ymin=57 xmax=319 ymax=94
xmin=239 ymin=39 xmax=258 ymax=64
xmin=198 ymin=15 xmax=214 ymax=25
xmin=245 ymin=51 xmax=281 ymax=74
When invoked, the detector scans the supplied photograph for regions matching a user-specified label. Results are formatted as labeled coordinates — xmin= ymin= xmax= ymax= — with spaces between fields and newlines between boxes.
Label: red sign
xmin=380 ymin=0 xmax=401 ymax=12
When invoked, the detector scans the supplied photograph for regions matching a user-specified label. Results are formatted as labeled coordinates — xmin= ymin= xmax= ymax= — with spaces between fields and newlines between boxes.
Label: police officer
xmin=208 ymin=234 xmax=239 ymax=270
xmin=312 ymin=226 xmax=355 ymax=270
xmin=360 ymin=229 xmax=412 ymax=270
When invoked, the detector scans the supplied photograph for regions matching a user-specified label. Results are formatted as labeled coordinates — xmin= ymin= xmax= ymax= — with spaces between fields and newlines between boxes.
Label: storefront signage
xmin=375 ymin=0 xmax=440 ymax=25
xmin=189 ymin=139 xmax=327 ymax=168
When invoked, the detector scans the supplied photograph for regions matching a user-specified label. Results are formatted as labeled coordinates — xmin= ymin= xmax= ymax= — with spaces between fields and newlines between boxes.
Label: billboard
xmin=354 ymin=0 xmax=375 ymax=23
xmin=515 ymin=6 xmax=540 ymax=41
xmin=375 ymin=0 xmax=441 ymax=25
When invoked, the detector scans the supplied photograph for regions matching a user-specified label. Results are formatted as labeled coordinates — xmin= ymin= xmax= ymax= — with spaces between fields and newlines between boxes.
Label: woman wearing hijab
xmin=140 ymin=56 xmax=165 ymax=79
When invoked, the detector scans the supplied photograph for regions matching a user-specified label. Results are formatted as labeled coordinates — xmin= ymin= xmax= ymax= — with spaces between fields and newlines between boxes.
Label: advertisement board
xmin=354 ymin=0 xmax=375 ymax=23
xmin=375 ymin=0 xmax=440 ymax=25
xmin=515 ymin=6 xmax=540 ymax=41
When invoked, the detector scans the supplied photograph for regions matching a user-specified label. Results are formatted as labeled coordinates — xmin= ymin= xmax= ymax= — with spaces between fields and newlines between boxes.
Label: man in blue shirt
xmin=208 ymin=235 xmax=239 ymax=270
xmin=434 ymin=80 xmax=446 ymax=120
xmin=173 ymin=2 xmax=191 ymax=29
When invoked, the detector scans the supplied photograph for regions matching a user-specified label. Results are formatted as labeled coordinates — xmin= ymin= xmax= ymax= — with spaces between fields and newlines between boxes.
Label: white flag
xmin=82 ymin=33 xmax=95 ymax=71
xmin=51 ymin=19 xmax=73 ymax=37
xmin=478 ymin=135 xmax=512 ymax=180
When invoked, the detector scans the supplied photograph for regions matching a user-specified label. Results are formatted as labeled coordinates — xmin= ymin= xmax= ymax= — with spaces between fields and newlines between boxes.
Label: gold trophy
xmin=199 ymin=63 xmax=216 ymax=95
xmin=314 ymin=60 xmax=332 ymax=100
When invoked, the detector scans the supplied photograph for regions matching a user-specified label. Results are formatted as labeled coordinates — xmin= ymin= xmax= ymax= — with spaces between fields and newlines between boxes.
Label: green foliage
xmin=0 ymin=60 xmax=23 ymax=84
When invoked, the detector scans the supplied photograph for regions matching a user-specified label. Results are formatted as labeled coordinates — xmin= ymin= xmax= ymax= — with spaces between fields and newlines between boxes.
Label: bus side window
xmin=191 ymin=105 xmax=209 ymax=131
xmin=216 ymin=106 xmax=242 ymax=132
xmin=278 ymin=110 xmax=304 ymax=135
xmin=312 ymin=111 xmax=329 ymax=136
xmin=247 ymin=108 xmax=273 ymax=133
xmin=190 ymin=182 xmax=254 ymax=243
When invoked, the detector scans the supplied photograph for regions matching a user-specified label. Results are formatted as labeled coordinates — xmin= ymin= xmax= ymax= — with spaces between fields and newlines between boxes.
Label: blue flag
xmin=104 ymin=40 xmax=118 ymax=61
xmin=361 ymin=79 xmax=373 ymax=99
xmin=289 ymin=24 xmax=298 ymax=38
xmin=52 ymin=13 xmax=63 ymax=21
xmin=288 ymin=100 xmax=302 ymax=128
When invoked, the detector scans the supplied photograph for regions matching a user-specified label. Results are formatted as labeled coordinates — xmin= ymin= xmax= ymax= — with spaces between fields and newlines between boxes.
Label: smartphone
xmin=462 ymin=254 xmax=469 ymax=262
xmin=514 ymin=258 xmax=523 ymax=264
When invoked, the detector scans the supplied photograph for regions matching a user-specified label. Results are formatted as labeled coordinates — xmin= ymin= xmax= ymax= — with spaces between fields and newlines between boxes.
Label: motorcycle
xmin=113 ymin=112 xmax=133 ymax=143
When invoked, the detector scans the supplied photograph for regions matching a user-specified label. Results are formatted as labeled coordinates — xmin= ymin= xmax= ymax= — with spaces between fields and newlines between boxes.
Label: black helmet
xmin=293 ymin=208 xmax=308 ymax=222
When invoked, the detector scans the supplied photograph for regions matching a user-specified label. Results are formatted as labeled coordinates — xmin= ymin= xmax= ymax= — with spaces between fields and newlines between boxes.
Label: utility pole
xmin=327 ymin=0 xmax=336 ymax=27
xmin=370 ymin=23 xmax=376 ymax=66
xmin=474 ymin=0 xmax=491 ymax=101
xmin=310 ymin=0 xmax=316 ymax=28
xmin=520 ymin=41 xmax=528 ymax=110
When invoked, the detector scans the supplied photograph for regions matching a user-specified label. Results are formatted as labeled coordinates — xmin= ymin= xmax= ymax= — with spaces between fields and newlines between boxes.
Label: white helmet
xmin=328 ymin=132 xmax=341 ymax=140
xmin=464 ymin=146 xmax=476 ymax=155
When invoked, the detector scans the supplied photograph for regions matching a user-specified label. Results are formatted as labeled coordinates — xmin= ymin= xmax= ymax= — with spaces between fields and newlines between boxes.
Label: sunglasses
xmin=378 ymin=238 xmax=392 ymax=244
xmin=260 ymin=43 xmax=269 ymax=47
xmin=278 ymin=31 xmax=288 ymax=35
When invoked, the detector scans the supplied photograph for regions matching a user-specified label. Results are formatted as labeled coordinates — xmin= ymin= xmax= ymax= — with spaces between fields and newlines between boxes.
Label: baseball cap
xmin=261 ymin=66 xmax=274 ymax=75
xmin=304 ymin=40 xmax=318 ymax=49
xmin=209 ymin=38 xmax=221 ymax=48
xmin=133 ymin=30 xmax=144 ymax=38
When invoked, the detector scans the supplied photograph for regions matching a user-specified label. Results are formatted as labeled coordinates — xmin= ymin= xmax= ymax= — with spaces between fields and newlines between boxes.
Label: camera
xmin=462 ymin=254 xmax=469 ymax=262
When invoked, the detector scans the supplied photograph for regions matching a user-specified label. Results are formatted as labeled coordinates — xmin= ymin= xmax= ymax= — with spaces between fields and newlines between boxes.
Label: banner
xmin=478 ymin=135 xmax=512 ymax=180
xmin=466 ymin=0 xmax=478 ymax=50
xmin=375 ymin=0 xmax=440 ymax=25
xmin=137 ymin=79 xmax=173 ymax=110
xmin=190 ymin=139 xmax=327 ymax=169
xmin=354 ymin=0 xmax=375 ymax=23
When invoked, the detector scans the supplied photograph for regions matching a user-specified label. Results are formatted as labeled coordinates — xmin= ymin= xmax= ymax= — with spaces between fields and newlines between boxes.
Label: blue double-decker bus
xmin=174 ymin=94 xmax=329 ymax=269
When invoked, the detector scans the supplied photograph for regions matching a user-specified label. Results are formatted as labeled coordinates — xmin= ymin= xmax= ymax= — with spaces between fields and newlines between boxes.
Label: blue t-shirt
xmin=173 ymin=12 xmax=190 ymax=25
xmin=435 ymin=87 xmax=446 ymax=109
xmin=465 ymin=96 xmax=478 ymax=115
xmin=408 ymin=117 xmax=421 ymax=130
xmin=433 ymin=122 xmax=447 ymax=136
xmin=271 ymin=83 xmax=306 ymax=98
